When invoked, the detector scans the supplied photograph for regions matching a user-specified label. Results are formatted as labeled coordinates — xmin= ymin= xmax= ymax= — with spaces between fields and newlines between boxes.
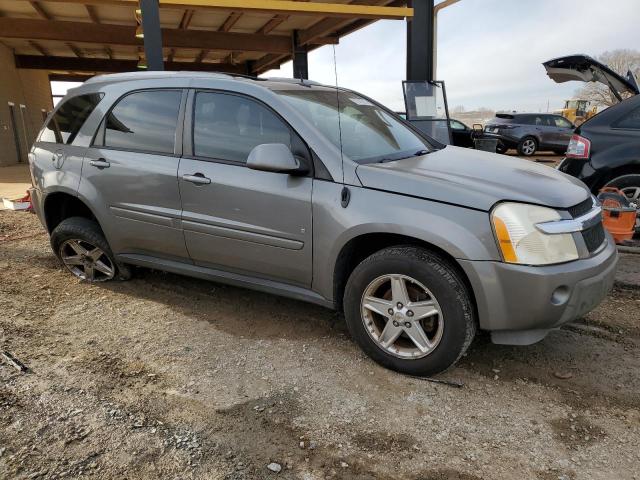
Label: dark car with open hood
xmin=546 ymin=54 xmax=640 ymax=210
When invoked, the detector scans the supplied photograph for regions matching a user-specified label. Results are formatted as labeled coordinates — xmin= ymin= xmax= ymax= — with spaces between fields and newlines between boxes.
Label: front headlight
xmin=491 ymin=202 xmax=579 ymax=265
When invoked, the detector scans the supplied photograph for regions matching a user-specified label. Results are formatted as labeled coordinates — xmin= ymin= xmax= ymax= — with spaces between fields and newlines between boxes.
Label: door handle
xmin=182 ymin=173 xmax=211 ymax=185
xmin=89 ymin=159 xmax=110 ymax=169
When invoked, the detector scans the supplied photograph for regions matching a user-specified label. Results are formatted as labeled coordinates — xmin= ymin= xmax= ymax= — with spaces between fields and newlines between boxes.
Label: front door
xmin=81 ymin=89 xmax=189 ymax=261
xmin=178 ymin=90 xmax=313 ymax=287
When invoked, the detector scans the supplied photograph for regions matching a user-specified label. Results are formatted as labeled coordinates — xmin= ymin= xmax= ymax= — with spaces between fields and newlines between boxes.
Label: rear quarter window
xmin=99 ymin=89 xmax=183 ymax=154
xmin=39 ymin=93 xmax=104 ymax=144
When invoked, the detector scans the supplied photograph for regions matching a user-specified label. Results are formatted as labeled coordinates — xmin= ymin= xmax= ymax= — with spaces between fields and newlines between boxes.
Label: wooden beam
xmin=85 ymin=4 xmax=100 ymax=23
xmin=195 ymin=50 xmax=208 ymax=63
xmin=0 ymin=18 xmax=292 ymax=53
xmin=178 ymin=9 xmax=194 ymax=28
xmin=298 ymin=0 xmax=404 ymax=45
xmin=219 ymin=11 xmax=242 ymax=32
xmin=15 ymin=54 xmax=247 ymax=74
xmin=168 ymin=8 xmax=194 ymax=63
xmin=257 ymin=14 xmax=288 ymax=34
xmin=66 ymin=42 xmax=84 ymax=57
xmin=30 ymin=1 xmax=52 ymax=20
xmin=49 ymin=73 xmax=94 ymax=82
xmin=28 ymin=40 xmax=50 ymax=56
xmin=42 ymin=0 xmax=413 ymax=20
xmin=252 ymin=53 xmax=288 ymax=73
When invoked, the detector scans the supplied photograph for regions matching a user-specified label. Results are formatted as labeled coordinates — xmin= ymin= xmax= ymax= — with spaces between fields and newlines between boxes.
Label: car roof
xmin=79 ymin=70 xmax=332 ymax=92
xmin=495 ymin=112 xmax=559 ymax=119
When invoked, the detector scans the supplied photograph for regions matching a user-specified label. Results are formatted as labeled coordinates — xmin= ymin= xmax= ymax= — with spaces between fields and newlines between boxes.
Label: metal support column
xmin=406 ymin=0 xmax=434 ymax=81
xmin=140 ymin=0 xmax=164 ymax=71
xmin=292 ymin=30 xmax=308 ymax=80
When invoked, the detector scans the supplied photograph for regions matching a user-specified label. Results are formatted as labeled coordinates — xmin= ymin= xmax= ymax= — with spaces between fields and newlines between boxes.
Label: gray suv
xmin=28 ymin=72 xmax=617 ymax=376
xmin=484 ymin=113 xmax=575 ymax=156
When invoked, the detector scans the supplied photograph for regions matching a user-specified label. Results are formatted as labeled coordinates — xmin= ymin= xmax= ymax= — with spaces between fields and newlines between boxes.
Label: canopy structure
xmin=0 ymin=0 xmax=414 ymax=81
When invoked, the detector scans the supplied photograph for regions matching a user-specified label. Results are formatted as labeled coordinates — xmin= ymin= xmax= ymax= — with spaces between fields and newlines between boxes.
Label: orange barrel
xmin=597 ymin=187 xmax=637 ymax=244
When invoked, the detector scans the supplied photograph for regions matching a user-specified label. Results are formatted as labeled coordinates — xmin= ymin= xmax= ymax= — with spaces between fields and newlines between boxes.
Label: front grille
xmin=568 ymin=197 xmax=593 ymax=218
xmin=582 ymin=223 xmax=606 ymax=253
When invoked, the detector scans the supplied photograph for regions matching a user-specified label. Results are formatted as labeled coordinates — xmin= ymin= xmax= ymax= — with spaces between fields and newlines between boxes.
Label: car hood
xmin=355 ymin=146 xmax=591 ymax=211
xmin=543 ymin=54 xmax=639 ymax=101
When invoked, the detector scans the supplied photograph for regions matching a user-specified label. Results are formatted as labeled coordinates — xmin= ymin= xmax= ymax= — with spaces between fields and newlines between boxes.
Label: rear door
xmin=178 ymin=90 xmax=313 ymax=287
xmin=82 ymin=89 xmax=189 ymax=261
xmin=529 ymin=114 xmax=555 ymax=147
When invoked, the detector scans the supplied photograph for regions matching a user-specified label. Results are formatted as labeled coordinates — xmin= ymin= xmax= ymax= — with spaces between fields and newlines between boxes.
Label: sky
xmin=52 ymin=0 xmax=638 ymax=112
xmin=263 ymin=0 xmax=640 ymax=112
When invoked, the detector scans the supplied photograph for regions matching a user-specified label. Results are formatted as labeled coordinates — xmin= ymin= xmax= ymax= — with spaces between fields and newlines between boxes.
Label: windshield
xmin=276 ymin=88 xmax=431 ymax=163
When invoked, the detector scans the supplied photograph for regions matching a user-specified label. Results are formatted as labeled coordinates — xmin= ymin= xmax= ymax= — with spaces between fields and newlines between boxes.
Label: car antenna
xmin=332 ymin=44 xmax=350 ymax=208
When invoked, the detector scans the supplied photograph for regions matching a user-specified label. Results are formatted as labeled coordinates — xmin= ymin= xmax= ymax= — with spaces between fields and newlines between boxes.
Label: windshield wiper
xmin=378 ymin=149 xmax=429 ymax=163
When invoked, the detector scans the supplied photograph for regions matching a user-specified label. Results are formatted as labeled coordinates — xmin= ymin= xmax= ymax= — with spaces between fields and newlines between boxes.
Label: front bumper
xmin=458 ymin=236 xmax=618 ymax=345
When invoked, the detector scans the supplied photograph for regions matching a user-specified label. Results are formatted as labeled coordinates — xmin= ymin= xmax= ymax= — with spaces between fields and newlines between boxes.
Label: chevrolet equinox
xmin=29 ymin=72 xmax=618 ymax=376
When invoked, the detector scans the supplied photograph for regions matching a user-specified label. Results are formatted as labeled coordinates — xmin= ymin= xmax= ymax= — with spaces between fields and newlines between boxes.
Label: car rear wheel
xmin=51 ymin=217 xmax=125 ymax=282
xmin=343 ymin=246 xmax=476 ymax=376
xmin=517 ymin=136 xmax=537 ymax=156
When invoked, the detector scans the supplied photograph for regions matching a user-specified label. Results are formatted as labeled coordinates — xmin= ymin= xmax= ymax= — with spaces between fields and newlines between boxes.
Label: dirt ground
xmin=1 ymin=210 xmax=639 ymax=480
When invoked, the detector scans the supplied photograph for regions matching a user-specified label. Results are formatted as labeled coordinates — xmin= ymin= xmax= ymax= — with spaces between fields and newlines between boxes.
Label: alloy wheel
xmin=360 ymin=274 xmax=444 ymax=359
xmin=620 ymin=186 xmax=640 ymax=203
xmin=522 ymin=139 xmax=536 ymax=155
xmin=59 ymin=239 xmax=115 ymax=282
xmin=620 ymin=186 xmax=640 ymax=229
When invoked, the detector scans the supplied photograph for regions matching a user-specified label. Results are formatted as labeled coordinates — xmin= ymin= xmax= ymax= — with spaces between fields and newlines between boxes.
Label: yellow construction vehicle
xmin=555 ymin=99 xmax=597 ymax=126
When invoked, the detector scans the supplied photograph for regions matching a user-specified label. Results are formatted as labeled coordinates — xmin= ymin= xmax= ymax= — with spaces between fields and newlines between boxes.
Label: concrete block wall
xmin=0 ymin=43 xmax=53 ymax=167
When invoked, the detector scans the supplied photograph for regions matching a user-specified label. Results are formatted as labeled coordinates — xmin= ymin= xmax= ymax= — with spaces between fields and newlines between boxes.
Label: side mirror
xmin=246 ymin=143 xmax=302 ymax=174
xmin=472 ymin=123 xmax=484 ymax=132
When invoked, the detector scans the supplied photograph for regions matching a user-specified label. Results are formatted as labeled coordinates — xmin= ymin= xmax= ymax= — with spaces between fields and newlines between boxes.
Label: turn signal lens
xmin=493 ymin=217 xmax=518 ymax=263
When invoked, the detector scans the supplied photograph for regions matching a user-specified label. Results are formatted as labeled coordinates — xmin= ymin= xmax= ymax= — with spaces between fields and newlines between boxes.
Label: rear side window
xmin=616 ymin=106 xmax=640 ymax=129
xmin=102 ymin=90 xmax=182 ymax=154
xmin=40 ymin=93 xmax=103 ymax=144
xmin=193 ymin=92 xmax=291 ymax=163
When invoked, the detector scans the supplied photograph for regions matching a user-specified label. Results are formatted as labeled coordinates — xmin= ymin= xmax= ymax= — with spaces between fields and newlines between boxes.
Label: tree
xmin=575 ymin=49 xmax=640 ymax=107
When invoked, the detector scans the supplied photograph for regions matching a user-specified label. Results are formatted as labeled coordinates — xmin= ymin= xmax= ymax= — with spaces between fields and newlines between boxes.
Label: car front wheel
xmin=343 ymin=246 xmax=476 ymax=376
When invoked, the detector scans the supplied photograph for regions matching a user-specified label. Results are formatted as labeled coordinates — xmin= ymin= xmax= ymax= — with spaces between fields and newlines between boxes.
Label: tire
xmin=604 ymin=174 xmax=640 ymax=231
xmin=51 ymin=217 xmax=126 ymax=282
xmin=517 ymin=136 xmax=537 ymax=156
xmin=343 ymin=246 xmax=476 ymax=376
xmin=495 ymin=142 xmax=508 ymax=154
